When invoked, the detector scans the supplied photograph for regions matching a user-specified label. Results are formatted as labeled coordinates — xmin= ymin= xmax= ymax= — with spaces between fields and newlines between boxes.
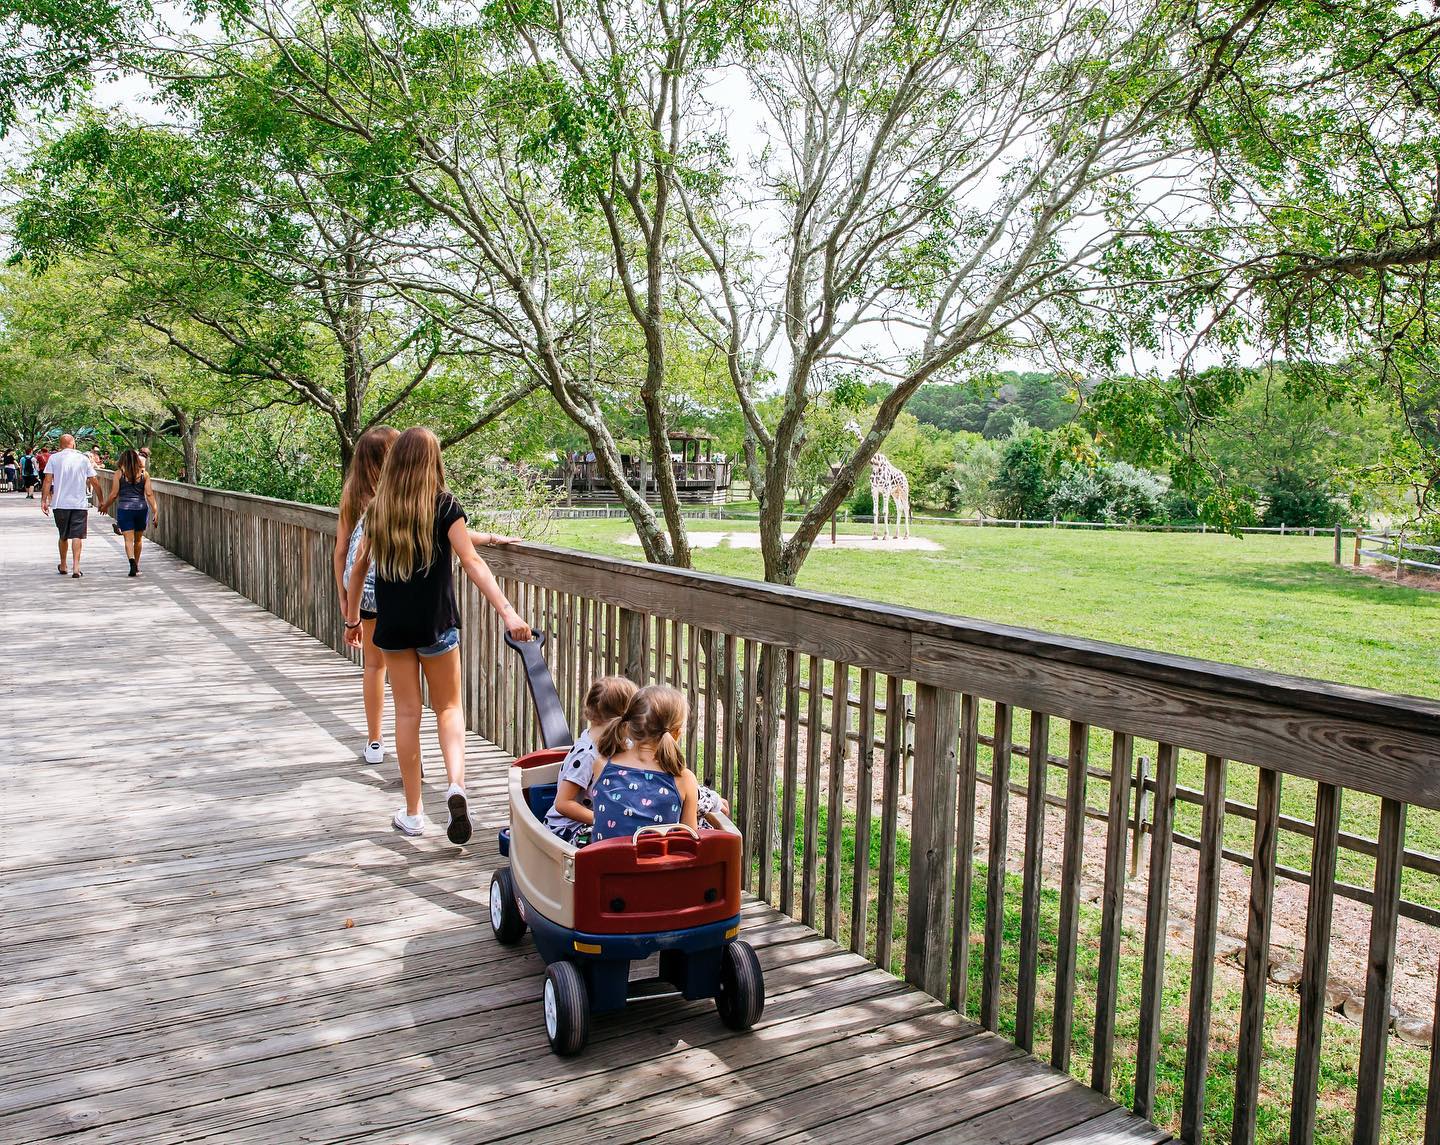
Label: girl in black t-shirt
xmin=345 ymin=427 xmax=531 ymax=843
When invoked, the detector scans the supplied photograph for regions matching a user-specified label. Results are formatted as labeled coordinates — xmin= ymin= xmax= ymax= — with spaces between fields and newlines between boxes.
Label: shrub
xmin=1107 ymin=462 xmax=1169 ymax=523
xmin=1048 ymin=460 xmax=1112 ymax=521
xmin=990 ymin=430 xmax=1050 ymax=519
xmin=1260 ymin=469 xmax=1343 ymax=527
xmin=198 ymin=409 xmax=343 ymax=506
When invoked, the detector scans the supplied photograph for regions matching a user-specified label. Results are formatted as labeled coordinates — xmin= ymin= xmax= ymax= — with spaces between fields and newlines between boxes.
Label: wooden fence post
xmin=1354 ymin=531 xmax=1362 ymax=567
xmin=1334 ymin=523 xmax=1343 ymax=565
xmin=1129 ymin=753 xmax=1151 ymax=880
xmin=905 ymin=683 xmax=962 ymax=999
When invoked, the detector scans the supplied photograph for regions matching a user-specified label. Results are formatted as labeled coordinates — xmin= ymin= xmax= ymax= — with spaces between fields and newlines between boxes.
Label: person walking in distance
xmin=344 ymin=427 xmax=532 ymax=842
xmin=41 ymin=434 xmax=104 ymax=578
xmin=21 ymin=448 xmax=39 ymax=498
xmin=101 ymin=449 xmax=160 ymax=576
xmin=2 ymin=448 xmax=17 ymax=492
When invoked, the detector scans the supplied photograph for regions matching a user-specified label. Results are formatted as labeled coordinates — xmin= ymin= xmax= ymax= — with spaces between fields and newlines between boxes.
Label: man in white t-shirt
xmin=41 ymin=434 xmax=104 ymax=578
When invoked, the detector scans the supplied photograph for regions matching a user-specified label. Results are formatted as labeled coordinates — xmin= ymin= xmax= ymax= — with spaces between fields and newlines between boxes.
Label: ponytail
xmin=654 ymin=730 xmax=683 ymax=777
xmin=596 ymin=713 xmax=630 ymax=760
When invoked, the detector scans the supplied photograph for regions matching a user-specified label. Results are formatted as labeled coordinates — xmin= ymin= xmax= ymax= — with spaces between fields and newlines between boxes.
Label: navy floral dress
xmin=589 ymin=762 xmax=683 ymax=842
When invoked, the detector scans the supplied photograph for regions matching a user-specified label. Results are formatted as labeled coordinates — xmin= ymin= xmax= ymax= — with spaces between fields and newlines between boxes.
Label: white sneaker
xmin=392 ymin=809 xmax=427 ymax=836
xmin=364 ymin=740 xmax=385 ymax=765
xmin=445 ymin=784 xmax=472 ymax=846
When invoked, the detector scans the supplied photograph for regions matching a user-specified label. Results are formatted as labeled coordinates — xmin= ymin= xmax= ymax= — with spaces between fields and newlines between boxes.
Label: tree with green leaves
xmin=11 ymin=95 xmax=537 ymax=469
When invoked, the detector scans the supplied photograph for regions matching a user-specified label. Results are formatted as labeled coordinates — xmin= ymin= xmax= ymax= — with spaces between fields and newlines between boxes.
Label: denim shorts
xmin=417 ymin=627 xmax=460 ymax=658
xmin=115 ymin=507 xmax=149 ymax=533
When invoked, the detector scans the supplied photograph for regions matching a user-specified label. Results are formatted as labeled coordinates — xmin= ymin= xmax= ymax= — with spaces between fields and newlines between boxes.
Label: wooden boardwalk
xmin=0 ymin=494 xmax=1168 ymax=1144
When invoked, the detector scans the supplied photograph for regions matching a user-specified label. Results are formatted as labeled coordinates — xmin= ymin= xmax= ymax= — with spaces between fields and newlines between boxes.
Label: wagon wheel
xmin=489 ymin=868 xmax=526 ymax=945
xmin=543 ymin=962 xmax=590 ymax=1056
xmin=715 ymin=940 xmax=765 ymax=1031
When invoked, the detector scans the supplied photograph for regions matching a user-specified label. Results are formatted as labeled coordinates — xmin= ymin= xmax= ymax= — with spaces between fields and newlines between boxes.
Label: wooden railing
xmin=1356 ymin=531 xmax=1440 ymax=579
xmin=143 ymin=477 xmax=1440 ymax=1144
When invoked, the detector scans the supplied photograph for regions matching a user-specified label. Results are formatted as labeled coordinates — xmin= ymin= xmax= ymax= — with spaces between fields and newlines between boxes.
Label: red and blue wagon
xmin=491 ymin=633 xmax=764 ymax=1055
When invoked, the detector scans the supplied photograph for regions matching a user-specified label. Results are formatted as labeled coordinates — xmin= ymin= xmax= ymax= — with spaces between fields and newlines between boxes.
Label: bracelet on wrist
xmin=344 ymin=619 xmax=361 ymax=630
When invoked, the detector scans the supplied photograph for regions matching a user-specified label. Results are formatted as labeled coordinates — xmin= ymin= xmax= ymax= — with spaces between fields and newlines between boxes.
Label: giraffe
xmin=845 ymin=421 xmax=911 ymax=540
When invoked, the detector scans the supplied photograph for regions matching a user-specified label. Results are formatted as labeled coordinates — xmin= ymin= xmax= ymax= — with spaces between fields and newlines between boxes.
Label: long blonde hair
xmin=339 ymin=426 xmax=399 ymax=536
xmin=367 ymin=427 xmax=447 ymax=582
xmin=596 ymin=685 xmax=688 ymax=777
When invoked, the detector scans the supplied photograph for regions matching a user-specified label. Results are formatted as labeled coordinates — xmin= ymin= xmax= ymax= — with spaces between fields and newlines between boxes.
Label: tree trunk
xmin=171 ymin=408 xmax=202 ymax=484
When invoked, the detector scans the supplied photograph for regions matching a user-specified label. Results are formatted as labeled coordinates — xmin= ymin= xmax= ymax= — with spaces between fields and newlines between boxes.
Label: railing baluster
xmin=850 ymin=668 xmax=877 ymax=956
xmin=825 ymin=663 xmax=850 ymax=941
xmin=739 ymin=639 xmax=757 ymax=892
xmin=877 ymin=674 xmax=903 ymax=974
xmin=1426 ymin=947 xmax=1440 ymax=1145
xmin=981 ymin=702 xmax=1013 ymax=1032
xmin=1052 ymin=719 xmax=1089 ymax=1070
xmin=721 ymin=633 xmax=738 ymax=809
xmin=1092 ymin=730 xmax=1133 ymax=1095
xmin=1355 ymin=798 xmax=1407 ymax=1145
xmin=1232 ymin=766 xmax=1282 ymax=1144
xmin=1134 ymin=741 xmax=1179 ymax=1120
xmin=1180 ymin=754 xmax=1228 ymax=1142
xmin=950 ymin=693 xmax=980 ymax=1014
xmin=702 ymin=630 xmax=718 ymax=788
xmin=577 ymin=596 xmax=591 ymax=725
xmin=1290 ymin=781 xmax=1341 ymax=1144
xmin=1016 ymin=711 xmax=1050 ymax=1054
xmin=685 ymin=624 xmax=700 ymax=775
xmin=801 ymin=655 xmax=824 ymax=930
xmin=757 ymin=644 xmax=780 ymax=904
xmin=905 ymin=683 xmax=962 ymax=999
xmin=780 ymin=649 xmax=801 ymax=917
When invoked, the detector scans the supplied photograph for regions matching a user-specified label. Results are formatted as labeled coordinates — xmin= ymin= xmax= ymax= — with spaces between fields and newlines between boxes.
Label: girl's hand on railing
xmin=503 ymin=609 xmax=533 ymax=642
xmin=470 ymin=530 xmax=520 ymax=547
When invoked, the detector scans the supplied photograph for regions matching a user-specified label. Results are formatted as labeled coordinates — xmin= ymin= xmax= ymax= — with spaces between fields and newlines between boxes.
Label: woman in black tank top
xmin=101 ymin=449 xmax=160 ymax=576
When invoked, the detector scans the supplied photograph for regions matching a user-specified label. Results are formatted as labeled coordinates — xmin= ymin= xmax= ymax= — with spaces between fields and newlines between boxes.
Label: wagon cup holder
xmin=632 ymin=823 xmax=700 ymax=860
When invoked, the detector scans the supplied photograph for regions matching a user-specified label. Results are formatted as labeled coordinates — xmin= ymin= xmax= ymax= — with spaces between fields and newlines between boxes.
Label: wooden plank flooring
xmin=0 ymin=495 xmax=1170 ymax=1143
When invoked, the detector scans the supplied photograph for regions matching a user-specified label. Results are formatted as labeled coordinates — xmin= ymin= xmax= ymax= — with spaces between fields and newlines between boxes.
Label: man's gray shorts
xmin=53 ymin=508 xmax=88 ymax=540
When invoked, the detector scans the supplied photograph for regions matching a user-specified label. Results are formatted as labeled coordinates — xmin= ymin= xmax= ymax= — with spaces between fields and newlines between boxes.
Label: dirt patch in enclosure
xmin=1349 ymin=564 xmax=1440 ymax=592
xmin=620 ymin=530 xmax=942 ymax=552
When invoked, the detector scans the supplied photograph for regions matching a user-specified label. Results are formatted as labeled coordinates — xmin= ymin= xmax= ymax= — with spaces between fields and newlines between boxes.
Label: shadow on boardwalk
xmin=0 ymin=493 xmax=1166 ymax=1144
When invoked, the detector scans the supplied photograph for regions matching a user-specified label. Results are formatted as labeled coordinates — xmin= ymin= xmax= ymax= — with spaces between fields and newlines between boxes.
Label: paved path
xmin=0 ymin=492 xmax=1168 ymax=1143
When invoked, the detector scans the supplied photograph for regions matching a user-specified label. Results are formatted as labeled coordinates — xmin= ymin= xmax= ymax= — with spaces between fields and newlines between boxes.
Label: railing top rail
xmin=486 ymin=540 xmax=1440 ymax=724
xmin=148 ymin=476 xmax=1440 ymax=808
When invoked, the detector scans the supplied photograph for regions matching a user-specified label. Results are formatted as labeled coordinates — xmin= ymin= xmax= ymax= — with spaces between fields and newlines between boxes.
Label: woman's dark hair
xmin=118 ymin=449 xmax=143 ymax=484
xmin=596 ymin=685 xmax=688 ymax=777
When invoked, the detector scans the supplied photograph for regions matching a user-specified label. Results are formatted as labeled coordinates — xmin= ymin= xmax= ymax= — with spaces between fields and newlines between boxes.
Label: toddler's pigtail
xmin=595 ymin=710 xmax=632 ymax=759
xmin=655 ymin=730 xmax=684 ymax=777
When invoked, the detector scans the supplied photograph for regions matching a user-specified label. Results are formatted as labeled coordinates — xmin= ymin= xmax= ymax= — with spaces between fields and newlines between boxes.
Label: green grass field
xmin=548 ymin=517 xmax=1438 ymax=699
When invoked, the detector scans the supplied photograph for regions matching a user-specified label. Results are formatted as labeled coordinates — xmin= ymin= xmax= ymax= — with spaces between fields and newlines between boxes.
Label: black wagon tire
xmin=489 ymin=868 xmax=526 ymax=945
xmin=543 ymin=961 xmax=590 ymax=1056
xmin=715 ymin=940 xmax=765 ymax=1031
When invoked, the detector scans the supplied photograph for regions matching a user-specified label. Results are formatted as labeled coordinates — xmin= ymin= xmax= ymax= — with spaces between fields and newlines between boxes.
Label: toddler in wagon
xmin=546 ymin=678 xmax=728 ymax=843
xmin=546 ymin=676 xmax=637 ymax=844
xmin=589 ymin=685 xmax=698 ymax=841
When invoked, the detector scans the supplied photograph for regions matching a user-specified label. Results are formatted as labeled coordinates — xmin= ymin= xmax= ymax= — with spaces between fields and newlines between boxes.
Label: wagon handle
xmin=632 ymin=823 xmax=701 ymax=845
